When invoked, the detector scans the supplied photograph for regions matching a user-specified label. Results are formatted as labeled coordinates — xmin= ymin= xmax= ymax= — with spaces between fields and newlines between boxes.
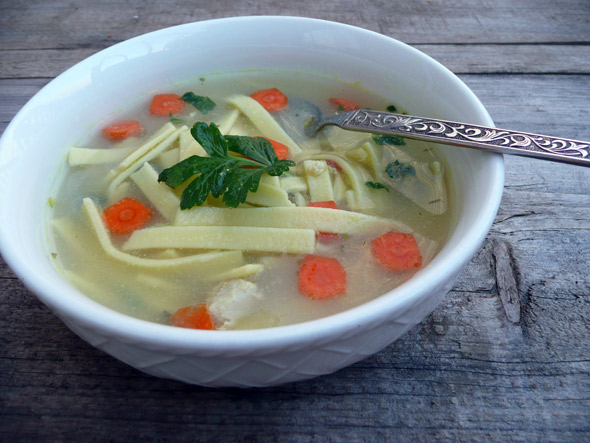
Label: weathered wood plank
xmin=3 ymin=45 xmax=590 ymax=80
xmin=0 ymin=79 xmax=48 ymax=133
xmin=1 ymin=0 xmax=589 ymax=51
xmin=0 ymin=49 xmax=98 ymax=79
xmin=460 ymin=74 xmax=590 ymax=140
xmin=421 ymin=44 xmax=590 ymax=74
xmin=2 ymin=75 xmax=590 ymax=139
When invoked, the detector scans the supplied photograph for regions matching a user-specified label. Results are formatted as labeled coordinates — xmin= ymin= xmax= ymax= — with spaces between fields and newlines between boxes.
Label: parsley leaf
xmin=225 ymin=135 xmax=276 ymax=164
xmin=365 ymin=181 xmax=389 ymax=191
xmin=191 ymin=121 xmax=228 ymax=157
xmin=159 ymin=122 xmax=295 ymax=209
xmin=372 ymin=134 xmax=406 ymax=146
xmin=181 ymin=92 xmax=216 ymax=114
xmin=385 ymin=160 xmax=416 ymax=179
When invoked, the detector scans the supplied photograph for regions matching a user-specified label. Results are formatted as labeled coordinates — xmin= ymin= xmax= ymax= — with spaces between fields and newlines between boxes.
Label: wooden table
xmin=1 ymin=1 xmax=589 ymax=440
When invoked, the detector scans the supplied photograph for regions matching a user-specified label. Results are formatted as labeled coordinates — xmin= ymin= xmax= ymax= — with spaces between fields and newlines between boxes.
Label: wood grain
xmin=3 ymin=45 xmax=590 ymax=80
xmin=1 ymin=0 xmax=589 ymax=48
xmin=1 ymin=0 xmax=589 ymax=441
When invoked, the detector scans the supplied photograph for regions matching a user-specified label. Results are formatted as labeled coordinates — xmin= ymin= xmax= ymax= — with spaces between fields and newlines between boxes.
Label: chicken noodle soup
xmin=49 ymin=72 xmax=454 ymax=330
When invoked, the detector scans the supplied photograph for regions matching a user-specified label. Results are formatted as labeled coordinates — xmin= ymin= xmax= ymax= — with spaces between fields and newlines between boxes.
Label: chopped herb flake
xmin=365 ymin=181 xmax=389 ymax=191
xmin=372 ymin=134 xmax=406 ymax=146
xmin=169 ymin=113 xmax=186 ymax=125
xmin=385 ymin=160 xmax=416 ymax=179
xmin=386 ymin=104 xmax=397 ymax=112
xmin=181 ymin=92 xmax=216 ymax=114
xmin=48 ymin=197 xmax=56 ymax=208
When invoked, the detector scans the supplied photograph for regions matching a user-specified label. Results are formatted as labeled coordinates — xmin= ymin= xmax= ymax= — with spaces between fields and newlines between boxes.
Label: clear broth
xmin=49 ymin=72 xmax=454 ymax=329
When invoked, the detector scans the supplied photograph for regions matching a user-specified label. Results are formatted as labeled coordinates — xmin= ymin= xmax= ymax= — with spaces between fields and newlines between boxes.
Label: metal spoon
xmin=304 ymin=108 xmax=590 ymax=167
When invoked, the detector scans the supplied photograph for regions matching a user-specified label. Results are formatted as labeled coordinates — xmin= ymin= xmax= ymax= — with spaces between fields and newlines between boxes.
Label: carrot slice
xmin=329 ymin=98 xmax=360 ymax=111
xmin=308 ymin=201 xmax=341 ymax=243
xmin=103 ymin=197 xmax=153 ymax=235
xmin=308 ymin=201 xmax=339 ymax=210
xmin=261 ymin=137 xmax=290 ymax=160
xmin=298 ymin=254 xmax=347 ymax=299
xmin=149 ymin=94 xmax=185 ymax=116
xmin=169 ymin=304 xmax=215 ymax=330
xmin=250 ymin=88 xmax=288 ymax=111
xmin=370 ymin=232 xmax=422 ymax=271
xmin=102 ymin=120 xmax=143 ymax=140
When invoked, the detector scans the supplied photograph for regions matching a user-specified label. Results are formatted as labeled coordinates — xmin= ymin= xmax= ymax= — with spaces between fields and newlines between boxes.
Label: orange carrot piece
xmin=250 ymin=88 xmax=288 ymax=111
xmin=149 ymin=93 xmax=185 ymax=116
xmin=298 ymin=255 xmax=347 ymax=299
xmin=308 ymin=201 xmax=339 ymax=210
xmin=103 ymin=197 xmax=153 ymax=235
xmin=261 ymin=137 xmax=290 ymax=160
xmin=169 ymin=304 xmax=215 ymax=330
xmin=329 ymin=97 xmax=360 ymax=111
xmin=102 ymin=120 xmax=143 ymax=140
xmin=308 ymin=201 xmax=341 ymax=243
xmin=370 ymin=231 xmax=422 ymax=271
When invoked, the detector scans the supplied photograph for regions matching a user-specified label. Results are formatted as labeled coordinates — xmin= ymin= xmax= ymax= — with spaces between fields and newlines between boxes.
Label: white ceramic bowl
xmin=0 ymin=17 xmax=504 ymax=387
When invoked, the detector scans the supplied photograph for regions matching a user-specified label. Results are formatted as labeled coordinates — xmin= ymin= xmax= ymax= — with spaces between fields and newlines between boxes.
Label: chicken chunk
xmin=207 ymin=279 xmax=264 ymax=330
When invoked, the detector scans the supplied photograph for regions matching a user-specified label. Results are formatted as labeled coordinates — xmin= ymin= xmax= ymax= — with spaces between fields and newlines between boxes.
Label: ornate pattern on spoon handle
xmin=338 ymin=110 xmax=590 ymax=166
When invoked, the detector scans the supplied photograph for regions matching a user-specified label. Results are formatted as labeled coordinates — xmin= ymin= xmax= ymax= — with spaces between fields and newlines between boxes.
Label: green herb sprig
xmin=158 ymin=122 xmax=295 ymax=209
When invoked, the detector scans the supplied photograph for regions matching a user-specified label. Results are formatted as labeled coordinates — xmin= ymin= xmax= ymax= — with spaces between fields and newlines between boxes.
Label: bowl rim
xmin=0 ymin=15 xmax=505 ymax=351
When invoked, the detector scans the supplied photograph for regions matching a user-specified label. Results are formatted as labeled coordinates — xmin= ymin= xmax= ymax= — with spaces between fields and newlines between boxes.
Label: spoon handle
xmin=322 ymin=109 xmax=590 ymax=166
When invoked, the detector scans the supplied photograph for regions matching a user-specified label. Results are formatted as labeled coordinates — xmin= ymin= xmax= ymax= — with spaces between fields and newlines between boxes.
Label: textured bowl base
xmin=59 ymin=276 xmax=454 ymax=387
